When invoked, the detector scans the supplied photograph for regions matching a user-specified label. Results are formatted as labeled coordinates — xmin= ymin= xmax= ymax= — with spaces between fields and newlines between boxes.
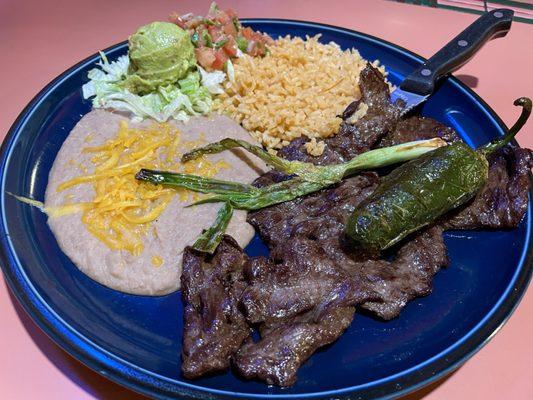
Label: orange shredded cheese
xmin=151 ymin=255 xmax=164 ymax=267
xmin=52 ymin=121 xmax=229 ymax=256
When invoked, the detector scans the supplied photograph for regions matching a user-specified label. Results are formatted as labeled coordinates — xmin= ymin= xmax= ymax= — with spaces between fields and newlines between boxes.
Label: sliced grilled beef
xmin=379 ymin=115 xmax=460 ymax=147
xmin=240 ymin=236 xmax=374 ymax=324
xmin=181 ymin=236 xmax=251 ymax=378
xmin=180 ymin=56 xmax=531 ymax=386
xmin=234 ymin=306 xmax=355 ymax=386
xmin=444 ymin=146 xmax=533 ymax=230
xmin=247 ymin=175 xmax=448 ymax=323
xmin=358 ymin=226 xmax=448 ymax=319
xmin=234 ymin=226 xmax=447 ymax=386
xmin=248 ymin=173 xmax=380 ymax=248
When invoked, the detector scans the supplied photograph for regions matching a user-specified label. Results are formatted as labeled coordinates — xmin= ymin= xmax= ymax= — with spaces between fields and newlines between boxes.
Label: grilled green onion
xmin=138 ymin=137 xmax=446 ymax=210
xmin=193 ymin=202 xmax=233 ymax=253
xmin=137 ymin=137 xmax=446 ymax=252
xmin=182 ymin=137 xmax=446 ymax=185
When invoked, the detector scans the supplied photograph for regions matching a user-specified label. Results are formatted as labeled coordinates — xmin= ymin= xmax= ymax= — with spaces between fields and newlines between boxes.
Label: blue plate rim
xmin=0 ymin=18 xmax=532 ymax=400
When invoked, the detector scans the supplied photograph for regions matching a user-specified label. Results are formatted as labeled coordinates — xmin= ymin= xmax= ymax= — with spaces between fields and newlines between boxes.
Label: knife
xmin=391 ymin=8 xmax=514 ymax=115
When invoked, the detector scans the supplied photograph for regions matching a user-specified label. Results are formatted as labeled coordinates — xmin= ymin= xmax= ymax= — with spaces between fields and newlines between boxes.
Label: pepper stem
xmin=481 ymin=97 xmax=532 ymax=155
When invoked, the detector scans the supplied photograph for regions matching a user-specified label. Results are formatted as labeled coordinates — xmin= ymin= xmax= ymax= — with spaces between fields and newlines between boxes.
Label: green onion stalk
xmin=192 ymin=202 xmax=234 ymax=253
xmin=136 ymin=137 xmax=446 ymax=252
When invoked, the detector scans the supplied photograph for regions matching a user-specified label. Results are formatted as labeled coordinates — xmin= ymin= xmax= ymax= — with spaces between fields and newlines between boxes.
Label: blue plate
xmin=0 ymin=19 xmax=531 ymax=400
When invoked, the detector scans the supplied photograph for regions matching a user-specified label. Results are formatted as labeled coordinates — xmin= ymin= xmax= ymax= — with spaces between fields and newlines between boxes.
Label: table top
xmin=1 ymin=1 xmax=532 ymax=399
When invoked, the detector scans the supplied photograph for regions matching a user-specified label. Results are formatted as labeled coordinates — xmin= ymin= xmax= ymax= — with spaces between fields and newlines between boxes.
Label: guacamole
xmin=123 ymin=22 xmax=195 ymax=94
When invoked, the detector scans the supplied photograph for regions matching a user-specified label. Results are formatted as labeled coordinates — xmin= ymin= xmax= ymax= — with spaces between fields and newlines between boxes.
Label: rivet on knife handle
xmin=399 ymin=8 xmax=514 ymax=96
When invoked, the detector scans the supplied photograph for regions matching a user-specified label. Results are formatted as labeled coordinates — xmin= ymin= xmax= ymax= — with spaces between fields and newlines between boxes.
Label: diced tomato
xmin=222 ymin=19 xmax=237 ymax=36
xmin=195 ymin=48 xmax=216 ymax=69
xmin=222 ymin=36 xmax=238 ymax=57
xmin=207 ymin=25 xmax=225 ymax=42
xmin=172 ymin=2 xmax=273 ymax=67
xmin=248 ymin=40 xmax=269 ymax=57
xmin=263 ymin=34 xmax=275 ymax=46
xmin=205 ymin=4 xmax=231 ymax=25
xmin=241 ymin=27 xmax=255 ymax=40
xmin=211 ymin=49 xmax=229 ymax=70
xmin=190 ymin=17 xmax=206 ymax=29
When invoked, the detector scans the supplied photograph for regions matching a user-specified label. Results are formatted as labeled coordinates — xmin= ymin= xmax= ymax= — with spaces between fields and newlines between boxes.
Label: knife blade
xmin=390 ymin=8 xmax=513 ymax=116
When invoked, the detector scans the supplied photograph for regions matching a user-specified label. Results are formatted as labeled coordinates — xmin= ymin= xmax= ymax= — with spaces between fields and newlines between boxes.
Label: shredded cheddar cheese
xmin=151 ymin=255 xmax=164 ymax=267
xmin=51 ymin=121 xmax=229 ymax=256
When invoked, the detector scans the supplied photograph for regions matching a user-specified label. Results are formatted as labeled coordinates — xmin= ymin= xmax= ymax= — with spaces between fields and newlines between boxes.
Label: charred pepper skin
xmin=346 ymin=143 xmax=488 ymax=249
xmin=346 ymin=97 xmax=531 ymax=251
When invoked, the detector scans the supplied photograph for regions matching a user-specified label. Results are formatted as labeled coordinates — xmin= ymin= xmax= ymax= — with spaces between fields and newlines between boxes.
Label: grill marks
xmin=247 ymin=180 xmax=448 ymax=323
xmin=181 ymin=237 xmax=250 ymax=379
xmin=180 ymin=64 xmax=532 ymax=385
xmin=443 ymin=146 xmax=533 ymax=229
xmin=234 ymin=306 xmax=356 ymax=386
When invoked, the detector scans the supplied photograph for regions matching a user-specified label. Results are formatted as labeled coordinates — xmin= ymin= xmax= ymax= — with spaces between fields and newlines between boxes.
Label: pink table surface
xmin=1 ymin=0 xmax=532 ymax=399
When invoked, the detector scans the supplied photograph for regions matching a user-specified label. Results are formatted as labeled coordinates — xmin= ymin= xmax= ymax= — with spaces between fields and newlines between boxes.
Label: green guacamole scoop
xmin=123 ymin=21 xmax=195 ymax=94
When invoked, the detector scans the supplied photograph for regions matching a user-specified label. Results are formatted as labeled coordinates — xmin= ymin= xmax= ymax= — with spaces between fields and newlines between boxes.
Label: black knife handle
xmin=399 ymin=8 xmax=513 ymax=96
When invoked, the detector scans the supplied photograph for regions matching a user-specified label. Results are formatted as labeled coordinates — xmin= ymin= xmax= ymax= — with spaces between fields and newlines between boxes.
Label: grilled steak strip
xmin=444 ymin=146 xmax=533 ymax=229
xmin=358 ymin=226 xmax=448 ymax=319
xmin=379 ymin=115 xmax=460 ymax=147
xmin=181 ymin=236 xmax=251 ymax=378
xmin=234 ymin=306 xmax=355 ymax=387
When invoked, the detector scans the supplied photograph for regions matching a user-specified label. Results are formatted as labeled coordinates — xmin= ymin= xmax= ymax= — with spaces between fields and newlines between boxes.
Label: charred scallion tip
xmin=346 ymin=97 xmax=532 ymax=250
xmin=192 ymin=202 xmax=233 ymax=253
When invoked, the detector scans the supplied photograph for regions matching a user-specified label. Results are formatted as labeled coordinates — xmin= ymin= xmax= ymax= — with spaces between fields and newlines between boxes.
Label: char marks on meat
xmin=234 ymin=306 xmax=355 ymax=387
xmin=244 ymin=175 xmax=380 ymax=325
xmin=358 ymin=226 xmax=447 ymax=319
xmin=248 ymin=178 xmax=448 ymax=322
xmin=444 ymin=146 xmax=533 ymax=229
xmin=236 ymin=171 xmax=448 ymax=385
xmin=249 ymin=173 xmax=380 ymax=248
xmin=379 ymin=115 xmax=460 ymax=147
xmin=180 ymin=63 xmax=531 ymax=385
xmin=181 ymin=236 xmax=250 ymax=378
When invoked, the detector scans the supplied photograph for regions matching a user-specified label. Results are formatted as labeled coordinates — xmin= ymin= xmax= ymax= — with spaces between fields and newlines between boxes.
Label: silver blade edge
xmin=390 ymin=88 xmax=428 ymax=116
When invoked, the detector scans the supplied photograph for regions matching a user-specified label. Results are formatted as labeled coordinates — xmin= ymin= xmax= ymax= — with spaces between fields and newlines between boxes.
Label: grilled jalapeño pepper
xmin=346 ymin=97 xmax=532 ymax=250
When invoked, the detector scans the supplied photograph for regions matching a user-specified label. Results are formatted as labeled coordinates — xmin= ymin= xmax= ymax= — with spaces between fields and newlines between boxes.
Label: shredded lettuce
xmin=198 ymin=66 xmax=226 ymax=94
xmin=82 ymin=52 xmax=225 ymax=122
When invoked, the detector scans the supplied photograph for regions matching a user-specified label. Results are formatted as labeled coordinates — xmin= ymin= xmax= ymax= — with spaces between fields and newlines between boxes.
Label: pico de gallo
xmin=170 ymin=2 xmax=273 ymax=71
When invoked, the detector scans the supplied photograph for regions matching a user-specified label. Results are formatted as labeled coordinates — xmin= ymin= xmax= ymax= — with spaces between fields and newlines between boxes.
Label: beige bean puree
xmin=45 ymin=110 xmax=266 ymax=295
